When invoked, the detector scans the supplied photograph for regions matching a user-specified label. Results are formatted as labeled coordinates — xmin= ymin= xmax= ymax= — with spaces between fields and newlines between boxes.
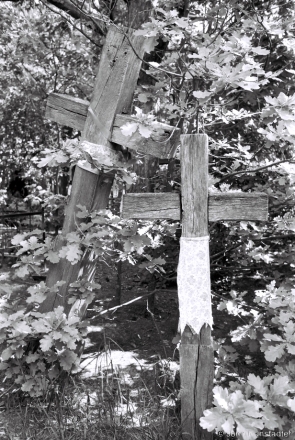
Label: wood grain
xmin=122 ymin=193 xmax=180 ymax=220
xmin=179 ymin=135 xmax=213 ymax=440
xmin=181 ymin=134 xmax=208 ymax=237
xmin=45 ymin=94 xmax=180 ymax=158
xmin=210 ymin=192 xmax=268 ymax=221
xmin=195 ymin=325 xmax=214 ymax=440
xmin=179 ymin=325 xmax=213 ymax=440
xmin=39 ymin=25 xmax=147 ymax=315
xmin=122 ymin=191 xmax=268 ymax=221
xmin=179 ymin=337 xmax=199 ymax=438
xmin=45 ymin=93 xmax=88 ymax=131
xmin=81 ymin=27 xmax=145 ymax=144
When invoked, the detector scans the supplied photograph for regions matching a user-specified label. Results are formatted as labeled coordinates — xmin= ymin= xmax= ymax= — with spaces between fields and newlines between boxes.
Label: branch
xmin=98 ymin=289 xmax=175 ymax=315
xmin=211 ymin=242 xmax=243 ymax=262
xmin=211 ymin=264 xmax=264 ymax=271
xmin=217 ymin=159 xmax=295 ymax=184
xmin=211 ymin=291 xmax=261 ymax=312
xmin=110 ymin=22 xmax=185 ymax=78
xmin=251 ymin=234 xmax=295 ymax=241
xmin=2 ymin=0 xmax=108 ymax=36
xmin=39 ymin=0 xmax=103 ymax=47
xmin=47 ymin=0 xmax=83 ymax=19
xmin=46 ymin=0 xmax=107 ymax=35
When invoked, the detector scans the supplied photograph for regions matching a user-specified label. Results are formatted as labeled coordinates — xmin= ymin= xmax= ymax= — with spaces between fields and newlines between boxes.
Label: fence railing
xmin=0 ymin=210 xmax=44 ymax=265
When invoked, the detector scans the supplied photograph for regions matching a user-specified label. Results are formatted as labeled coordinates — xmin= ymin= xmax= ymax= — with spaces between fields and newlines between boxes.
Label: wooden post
xmin=179 ymin=134 xmax=213 ymax=440
xmin=39 ymin=26 xmax=148 ymax=315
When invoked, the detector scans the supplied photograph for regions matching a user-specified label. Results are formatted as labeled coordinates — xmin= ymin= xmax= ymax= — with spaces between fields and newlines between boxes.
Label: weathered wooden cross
xmin=39 ymin=25 xmax=179 ymax=315
xmin=122 ymin=135 xmax=268 ymax=439
xmin=41 ymin=25 xmax=268 ymax=440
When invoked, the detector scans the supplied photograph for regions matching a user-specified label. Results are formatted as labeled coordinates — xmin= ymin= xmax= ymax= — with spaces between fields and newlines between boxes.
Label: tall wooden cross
xmin=41 ymin=25 xmax=268 ymax=440
xmin=39 ymin=25 xmax=179 ymax=317
xmin=121 ymin=134 xmax=268 ymax=440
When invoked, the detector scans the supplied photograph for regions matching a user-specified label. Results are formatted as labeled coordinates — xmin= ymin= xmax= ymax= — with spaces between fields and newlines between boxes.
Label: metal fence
xmin=0 ymin=210 xmax=43 ymax=264
xmin=0 ymin=224 xmax=18 ymax=252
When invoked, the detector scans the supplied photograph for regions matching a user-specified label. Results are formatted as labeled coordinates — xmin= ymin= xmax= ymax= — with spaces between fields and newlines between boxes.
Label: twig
xmin=66 ymin=0 xmax=108 ymax=35
xmin=211 ymin=264 xmax=263 ymax=271
xmin=217 ymin=159 xmax=295 ymax=184
xmin=98 ymin=289 xmax=175 ymax=315
xmin=251 ymin=234 xmax=295 ymax=241
xmin=146 ymin=300 xmax=168 ymax=358
xmin=204 ymin=111 xmax=262 ymax=127
xmin=110 ymin=22 xmax=185 ymax=78
xmin=211 ymin=242 xmax=243 ymax=261
xmin=211 ymin=291 xmax=261 ymax=312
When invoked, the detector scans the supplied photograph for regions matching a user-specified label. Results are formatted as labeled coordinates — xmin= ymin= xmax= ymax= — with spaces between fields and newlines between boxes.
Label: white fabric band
xmin=177 ymin=236 xmax=213 ymax=334
xmin=77 ymin=160 xmax=99 ymax=174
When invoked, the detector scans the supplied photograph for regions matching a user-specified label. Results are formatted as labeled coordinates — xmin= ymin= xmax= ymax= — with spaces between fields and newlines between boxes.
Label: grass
xmin=0 ymin=345 xmax=183 ymax=440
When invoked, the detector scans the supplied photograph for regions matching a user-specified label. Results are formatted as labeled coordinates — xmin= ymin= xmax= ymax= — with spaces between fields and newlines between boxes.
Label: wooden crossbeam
xmin=121 ymin=192 xmax=268 ymax=221
xmin=46 ymin=93 xmax=88 ymax=131
xmin=46 ymin=93 xmax=180 ymax=159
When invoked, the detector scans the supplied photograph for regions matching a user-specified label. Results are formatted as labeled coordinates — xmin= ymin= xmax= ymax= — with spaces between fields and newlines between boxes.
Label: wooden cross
xmin=39 ymin=25 xmax=180 ymax=316
xmin=121 ymin=134 xmax=268 ymax=440
xmin=40 ymin=25 xmax=268 ymax=440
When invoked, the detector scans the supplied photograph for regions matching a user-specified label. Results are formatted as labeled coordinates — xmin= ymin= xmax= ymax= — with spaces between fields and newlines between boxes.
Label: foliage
xmin=0 ymin=304 xmax=87 ymax=396
xmin=1 ymin=0 xmax=295 ymax=437
xmin=0 ymin=203 xmax=178 ymax=395
xmin=201 ymin=281 xmax=295 ymax=437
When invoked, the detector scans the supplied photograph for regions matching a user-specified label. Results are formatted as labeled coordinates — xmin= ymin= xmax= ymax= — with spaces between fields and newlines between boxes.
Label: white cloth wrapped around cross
xmin=177 ymin=236 xmax=213 ymax=334
xmin=80 ymin=140 xmax=124 ymax=167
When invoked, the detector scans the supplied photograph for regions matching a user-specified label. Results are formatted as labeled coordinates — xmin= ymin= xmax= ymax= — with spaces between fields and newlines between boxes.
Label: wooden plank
xmin=179 ymin=134 xmax=213 ymax=440
xmin=39 ymin=25 xmax=148 ymax=315
xmin=209 ymin=192 xmax=268 ymax=221
xmin=45 ymin=94 xmax=180 ymax=158
xmin=111 ymin=114 xmax=180 ymax=158
xmin=195 ymin=325 xmax=214 ymax=440
xmin=121 ymin=192 xmax=268 ymax=221
xmin=179 ymin=334 xmax=199 ymax=438
xmin=45 ymin=93 xmax=88 ymax=131
xmin=122 ymin=193 xmax=180 ymax=220
xmin=181 ymin=134 xmax=208 ymax=237
xmin=81 ymin=29 xmax=146 ymax=144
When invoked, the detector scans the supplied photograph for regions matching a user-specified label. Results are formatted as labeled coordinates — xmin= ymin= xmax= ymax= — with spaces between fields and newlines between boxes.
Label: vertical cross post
xmin=179 ymin=134 xmax=213 ymax=440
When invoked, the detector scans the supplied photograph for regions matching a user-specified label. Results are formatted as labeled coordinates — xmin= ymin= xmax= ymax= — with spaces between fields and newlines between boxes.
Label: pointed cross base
xmin=180 ymin=324 xmax=213 ymax=440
